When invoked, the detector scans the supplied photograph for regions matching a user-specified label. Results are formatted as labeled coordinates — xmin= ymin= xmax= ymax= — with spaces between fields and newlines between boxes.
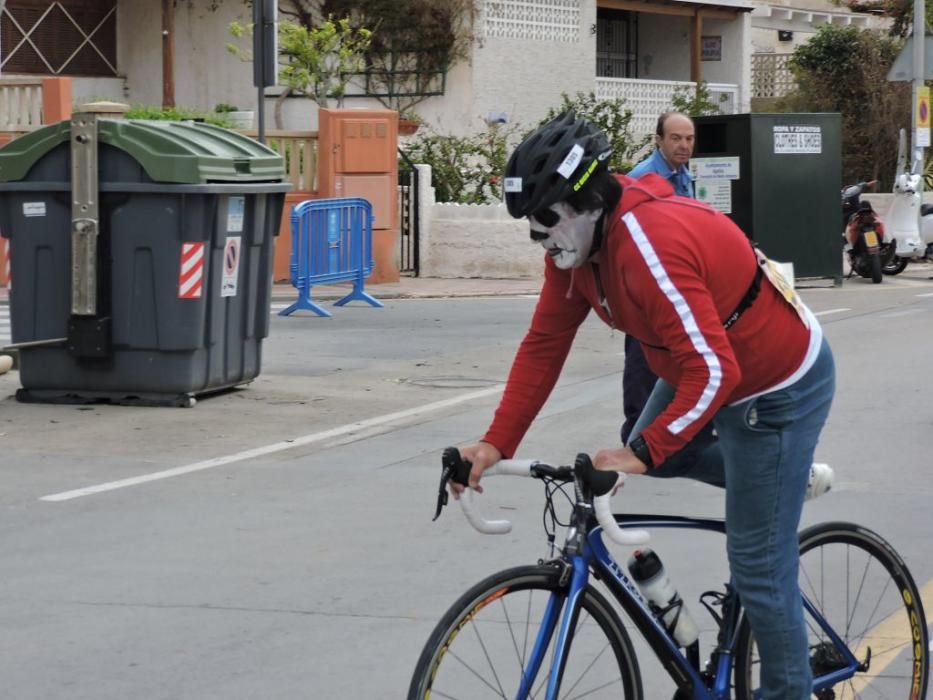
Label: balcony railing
xmin=0 ymin=78 xmax=44 ymax=133
xmin=595 ymin=77 xmax=740 ymax=138
xmin=239 ymin=129 xmax=318 ymax=193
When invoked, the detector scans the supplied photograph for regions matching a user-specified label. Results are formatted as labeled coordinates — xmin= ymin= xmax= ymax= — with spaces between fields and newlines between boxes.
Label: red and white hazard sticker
xmin=178 ymin=242 xmax=205 ymax=299
xmin=1 ymin=236 xmax=10 ymax=291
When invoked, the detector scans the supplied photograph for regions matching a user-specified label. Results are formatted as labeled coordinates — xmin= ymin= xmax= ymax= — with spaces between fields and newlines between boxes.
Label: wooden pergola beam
xmin=598 ymin=0 xmax=739 ymax=21
xmin=690 ymin=9 xmax=702 ymax=82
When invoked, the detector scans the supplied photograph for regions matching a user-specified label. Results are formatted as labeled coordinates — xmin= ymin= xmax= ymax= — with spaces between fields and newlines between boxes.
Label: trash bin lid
xmin=0 ymin=119 xmax=286 ymax=184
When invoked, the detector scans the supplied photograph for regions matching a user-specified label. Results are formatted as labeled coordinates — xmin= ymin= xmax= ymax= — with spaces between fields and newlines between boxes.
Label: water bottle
xmin=627 ymin=548 xmax=699 ymax=647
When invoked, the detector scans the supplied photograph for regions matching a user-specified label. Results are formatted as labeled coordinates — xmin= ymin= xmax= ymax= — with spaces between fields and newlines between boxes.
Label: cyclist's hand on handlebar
xmin=450 ymin=442 xmax=503 ymax=498
xmin=593 ymin=447 xmax=648 ymax=475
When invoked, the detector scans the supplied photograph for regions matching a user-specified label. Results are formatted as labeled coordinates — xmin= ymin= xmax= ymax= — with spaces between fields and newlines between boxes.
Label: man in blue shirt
xmin=621 ymin=111 xmax=703 ymax=446
xmin=628 ymin=111 xmax=696 ymax=198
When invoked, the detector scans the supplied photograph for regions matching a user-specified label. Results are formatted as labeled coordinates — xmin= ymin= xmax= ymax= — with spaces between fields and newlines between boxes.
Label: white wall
xmin=71 ymin=77 xmax=128 ymax=104
xmin=638 ymin=15 xmax=691 ymax=81
xmin=118 ymin=0 xmax=259 ymax=113
xmin=417 ymin=166 xmax=543 ymax=279
xmin=701 ymin=17 xmax=746 ymax=85
xmin=464 ymin=12 xmax=597 ymax=136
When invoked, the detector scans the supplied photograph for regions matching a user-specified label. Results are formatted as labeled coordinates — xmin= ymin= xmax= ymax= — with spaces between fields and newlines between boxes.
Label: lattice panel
xmin=751 ymin=53 xmax=795 ymax=98
xmin=484 ymin=0 xmax=581 ymax=43
xmin=595 ymin=77 xmax=740 ymax=139
xmin=1 ymin=1 xmax=117 ymax=76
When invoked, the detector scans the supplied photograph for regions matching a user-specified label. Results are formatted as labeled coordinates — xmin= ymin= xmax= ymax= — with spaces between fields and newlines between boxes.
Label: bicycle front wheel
xmin=734 ymin=521 xmax=929 ymax=699
xmin=408 ymin=563 xmax=643 ymax=699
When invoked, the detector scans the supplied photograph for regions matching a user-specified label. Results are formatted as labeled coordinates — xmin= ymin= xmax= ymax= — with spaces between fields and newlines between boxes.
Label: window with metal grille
xmin=1 ymin=0 xmax=117 ymax=76
xmin=597 ymin=8 xmax=638 ymax=79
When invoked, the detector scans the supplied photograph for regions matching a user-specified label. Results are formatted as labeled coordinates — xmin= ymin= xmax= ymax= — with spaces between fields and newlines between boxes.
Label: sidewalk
xmin=0 ymin=278 xmax=543 ymax=306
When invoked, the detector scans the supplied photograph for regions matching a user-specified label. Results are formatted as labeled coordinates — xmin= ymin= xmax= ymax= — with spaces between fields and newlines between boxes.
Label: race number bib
xmin=755 ymin=249 xmax=810 ymax=329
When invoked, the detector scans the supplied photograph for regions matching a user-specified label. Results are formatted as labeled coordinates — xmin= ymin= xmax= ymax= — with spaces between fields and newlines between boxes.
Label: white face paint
xmin=528 ymin=202 xmax=602 ymax=269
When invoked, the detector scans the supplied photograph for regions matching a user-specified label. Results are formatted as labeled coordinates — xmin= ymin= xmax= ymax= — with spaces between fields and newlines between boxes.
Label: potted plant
xmin=398 ymin=110 xmax=423 ymax=135
xmin=215 ymin=102 xmax=254 ymax=129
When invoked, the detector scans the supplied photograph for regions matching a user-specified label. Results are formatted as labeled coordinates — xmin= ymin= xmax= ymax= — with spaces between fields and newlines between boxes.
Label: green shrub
xmin=407 ymin=91 xmax=650 ymax=203
xmin=124 ymin=104 xmax=234 ymax=128
xmin=535 ymin=92 xmax=651 ymax=173
xmin=403 ymin=124 xmax=517 ymax=205
xmin=780 ymin=25 xmax=909 ymax=187
xmin=670 ymin=80 xmax=724 ymax=118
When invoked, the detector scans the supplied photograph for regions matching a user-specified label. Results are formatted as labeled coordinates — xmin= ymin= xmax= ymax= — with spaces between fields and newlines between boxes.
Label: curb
xmin=270 ymin=290 xmax=539 ymax=303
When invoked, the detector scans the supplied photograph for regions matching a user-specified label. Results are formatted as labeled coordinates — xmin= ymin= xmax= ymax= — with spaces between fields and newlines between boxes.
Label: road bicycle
xmin=409 ymin=448 xmax=929 ymax=699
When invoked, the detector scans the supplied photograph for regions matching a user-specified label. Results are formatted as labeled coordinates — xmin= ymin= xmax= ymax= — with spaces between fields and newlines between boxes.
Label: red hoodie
xmin=483 ymin=173 xmax=821 ymax=466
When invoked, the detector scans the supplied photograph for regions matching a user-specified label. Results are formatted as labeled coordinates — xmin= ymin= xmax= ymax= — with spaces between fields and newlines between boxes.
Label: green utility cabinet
xmin=693 ymin=113 xmax=842 ymax=282
xmin=0 ymin=111 xmax=291 ymax=406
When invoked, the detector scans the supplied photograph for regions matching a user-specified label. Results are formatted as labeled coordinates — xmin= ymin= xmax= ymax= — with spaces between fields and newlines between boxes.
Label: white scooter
xmin=886 ymin=129 xmax=933 ymax=263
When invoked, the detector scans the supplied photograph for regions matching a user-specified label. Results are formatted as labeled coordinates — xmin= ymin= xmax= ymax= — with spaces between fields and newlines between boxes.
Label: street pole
xmin=913 ymin=0 xmax=926 ymax=178
xmin=253 ymin=0 xmax=277 ymax=145
xmin=257 ymin=73 xmax=266 ymax=145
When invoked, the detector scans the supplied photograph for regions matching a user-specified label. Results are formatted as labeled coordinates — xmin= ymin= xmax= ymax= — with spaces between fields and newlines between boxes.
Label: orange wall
xmin=273 ymin=192 xmax=320 ymax=283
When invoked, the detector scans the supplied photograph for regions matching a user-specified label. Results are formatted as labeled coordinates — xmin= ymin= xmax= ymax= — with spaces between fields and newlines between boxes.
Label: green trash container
xmin=0 ymin=108 xmax=292 ymax=406
xmin=693 ymin=113 xmax=842 ymax=283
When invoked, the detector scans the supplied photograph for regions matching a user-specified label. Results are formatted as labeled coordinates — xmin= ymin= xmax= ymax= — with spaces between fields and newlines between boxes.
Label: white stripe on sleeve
xmin=623 ymin=212 xmax=723 ymax=435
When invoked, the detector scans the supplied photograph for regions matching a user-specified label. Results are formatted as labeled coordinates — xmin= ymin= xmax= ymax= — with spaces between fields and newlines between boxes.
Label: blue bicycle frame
xmin=514 ymin=514 xmax=864 ymax=700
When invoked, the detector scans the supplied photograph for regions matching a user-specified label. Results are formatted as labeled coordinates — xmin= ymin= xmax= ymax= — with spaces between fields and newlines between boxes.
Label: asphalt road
xmin=1 ymin=267 xmax=933 ymax=699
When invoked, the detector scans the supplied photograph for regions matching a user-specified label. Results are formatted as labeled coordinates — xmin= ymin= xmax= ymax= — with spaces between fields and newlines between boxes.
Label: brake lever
xmin=433 ymin=447 xmax=472 ymax=521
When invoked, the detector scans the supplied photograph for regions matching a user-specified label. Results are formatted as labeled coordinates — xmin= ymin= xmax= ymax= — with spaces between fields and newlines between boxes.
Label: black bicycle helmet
xmin=504 ymin=111 xmax=613 ymax=219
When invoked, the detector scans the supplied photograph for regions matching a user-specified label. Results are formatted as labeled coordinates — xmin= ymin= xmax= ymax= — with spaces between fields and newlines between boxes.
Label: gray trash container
xmin=0 ymin=110 xmax=292 ymax=406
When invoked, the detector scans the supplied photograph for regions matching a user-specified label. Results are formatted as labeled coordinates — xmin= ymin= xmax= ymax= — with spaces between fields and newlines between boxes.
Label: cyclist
xmin=454 ymin=111 xmax=836 ymax=700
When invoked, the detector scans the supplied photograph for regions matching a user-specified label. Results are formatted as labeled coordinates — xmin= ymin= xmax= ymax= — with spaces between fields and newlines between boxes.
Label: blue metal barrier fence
xmin=279 ymin=197 xmax=384 ymax=318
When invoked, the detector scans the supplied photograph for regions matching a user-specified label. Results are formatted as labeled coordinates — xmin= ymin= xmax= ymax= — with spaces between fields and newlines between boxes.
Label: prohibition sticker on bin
xmin=221 ymin=236 xmax=241 ymax=297
xmin=227 ymin=196 xmax=245 ymax=233
xmin=23 ymin=202 xmax=46 ymax=217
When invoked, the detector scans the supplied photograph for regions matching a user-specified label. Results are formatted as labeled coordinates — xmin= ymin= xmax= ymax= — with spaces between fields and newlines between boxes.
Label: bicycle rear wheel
xmin=408 ymin=563 xmax=643 ymax=699
xmin=734 ymin=521 xmax=929 ymax=699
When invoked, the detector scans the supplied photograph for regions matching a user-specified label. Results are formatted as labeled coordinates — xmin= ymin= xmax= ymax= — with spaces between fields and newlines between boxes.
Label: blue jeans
xmin=628 ymin=338 xmax=835 ymax=699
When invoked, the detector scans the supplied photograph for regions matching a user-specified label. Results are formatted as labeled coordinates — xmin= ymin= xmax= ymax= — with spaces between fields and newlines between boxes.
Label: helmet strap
xmin=587 ymin=212 xmax=607 ymax=261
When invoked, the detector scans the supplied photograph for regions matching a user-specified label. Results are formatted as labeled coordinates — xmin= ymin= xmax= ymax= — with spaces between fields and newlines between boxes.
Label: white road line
xmin=813 ymin=308 xmax=851 ymax=317
xmin=878 ymin=308 xmax=926 ymax=318
xmin=39 ymin=385 xmax=505 ymax=502
xmin=916 ymin=292 xmax=933 ymax=298
xmin=848 ymin=578 xmax=933 ymax=695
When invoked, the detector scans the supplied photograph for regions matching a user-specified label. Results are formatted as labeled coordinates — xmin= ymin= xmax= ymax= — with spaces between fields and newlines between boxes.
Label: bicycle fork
xmin=516 ymin=557 xmax=590 ymax=700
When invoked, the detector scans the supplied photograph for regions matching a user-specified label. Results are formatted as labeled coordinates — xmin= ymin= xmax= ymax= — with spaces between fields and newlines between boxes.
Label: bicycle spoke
xmin=448 ymin=649 xmax=507 ymax=697
xmin=523 ymin=588 xmax=533 ymax=668
xmin=428 ymin=689 xmax=467 ymax=700
xmin=500 ymin=596 xmax=527 ymax=682
xmin=561 ymin=638 xmax=614 ymax=699
xmin=844 ymin=547 xmax=874 ymax=640
xmin=565 ymin=675 xmax=624 ymax=699
xmin=735 ymin=525 xmax=928 ymax=700
xmin=470 ymin=619 xmax=508 ymax=697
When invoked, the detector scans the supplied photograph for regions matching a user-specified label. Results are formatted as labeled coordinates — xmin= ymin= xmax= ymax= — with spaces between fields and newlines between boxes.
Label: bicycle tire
xmin=734 ymin=521 xmax=929 ymax=699
xmin=408 ymin=563 xmax=644 ymax=699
